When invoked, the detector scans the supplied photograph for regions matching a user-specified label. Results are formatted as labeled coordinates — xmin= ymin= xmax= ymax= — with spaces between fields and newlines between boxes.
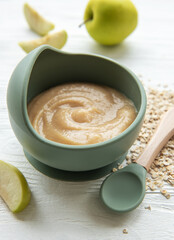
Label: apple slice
xmin=0 ymin=160 xmax=31 ymax=213
xmin=24 ymin=3 xmax=55 ymax=36
xmin=19 ymin=30 xmax=68 ymax=53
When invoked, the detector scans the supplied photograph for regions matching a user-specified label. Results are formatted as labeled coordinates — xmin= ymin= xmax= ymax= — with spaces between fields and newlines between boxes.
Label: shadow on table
xmin=84 ymin=41 xmax=133 ymax=62
xmin=87 ymin=191 xmax=142 ymax=228
xmin=14 ymin=170 xmax=142 ymax=228
xmin=13 ymin=192 xmax=38 ymax=221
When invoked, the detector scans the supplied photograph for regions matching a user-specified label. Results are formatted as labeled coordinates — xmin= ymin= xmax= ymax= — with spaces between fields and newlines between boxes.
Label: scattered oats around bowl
xmin=123 ymin=228 xmax=128 ymax=234
xmin=112 ymin=167 xmax=117 ymax=172
xmin=144 ymin=205 xmax=151 ymax=210
xmin=126 ymin=87 xmax=174 ymax=198
xmin=160 ymin=189 xmax=171 ymax=199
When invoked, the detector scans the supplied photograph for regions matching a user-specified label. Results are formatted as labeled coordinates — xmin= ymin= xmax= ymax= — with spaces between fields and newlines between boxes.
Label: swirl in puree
xmin=28 ymin=83 xmax=137 ymax=145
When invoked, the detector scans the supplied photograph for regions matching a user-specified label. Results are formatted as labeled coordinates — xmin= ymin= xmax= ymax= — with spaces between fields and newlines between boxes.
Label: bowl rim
xmin=23 ymin=45 xmax=147 ymax=150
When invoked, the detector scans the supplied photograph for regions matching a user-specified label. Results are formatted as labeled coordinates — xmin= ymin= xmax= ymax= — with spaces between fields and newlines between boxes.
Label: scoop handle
xmin=135 ymin=108 xmax=174 ymax=171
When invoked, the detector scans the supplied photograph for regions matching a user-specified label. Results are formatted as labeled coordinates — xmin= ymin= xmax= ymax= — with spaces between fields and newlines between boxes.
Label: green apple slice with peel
xmin=0 ymin=160 xmax=31 ymax=213
xmin=24 ymin=3 xmax=55 ymax=36
xmin=19 ymin=30 xmax=68 ymax=53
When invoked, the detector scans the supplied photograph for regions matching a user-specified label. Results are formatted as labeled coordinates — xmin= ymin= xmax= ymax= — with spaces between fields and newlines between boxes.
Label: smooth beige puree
xmin=28 ymin=83 xmax=137 ymax=145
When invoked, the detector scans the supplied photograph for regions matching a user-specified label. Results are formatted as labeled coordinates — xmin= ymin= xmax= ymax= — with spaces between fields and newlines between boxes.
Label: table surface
xmin=0 ymin=0 xmax=174 ymax=239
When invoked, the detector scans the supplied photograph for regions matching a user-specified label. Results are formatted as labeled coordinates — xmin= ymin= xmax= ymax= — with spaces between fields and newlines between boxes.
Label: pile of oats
xmin=126 ymin=88 xmax=174 ymax=198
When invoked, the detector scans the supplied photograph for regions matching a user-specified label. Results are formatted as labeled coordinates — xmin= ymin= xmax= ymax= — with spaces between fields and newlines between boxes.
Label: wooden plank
xmin=0 ymin=0 xmax=174 ymax=239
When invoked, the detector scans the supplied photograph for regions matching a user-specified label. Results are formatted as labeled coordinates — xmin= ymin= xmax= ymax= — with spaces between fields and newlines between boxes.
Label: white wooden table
xmin=0 ymin=0 xmax=174 ymax=239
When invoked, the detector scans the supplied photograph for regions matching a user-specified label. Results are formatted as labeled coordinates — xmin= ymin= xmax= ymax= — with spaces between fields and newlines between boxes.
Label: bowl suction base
xmin=24 ymin=150 xmax=127 ymax=181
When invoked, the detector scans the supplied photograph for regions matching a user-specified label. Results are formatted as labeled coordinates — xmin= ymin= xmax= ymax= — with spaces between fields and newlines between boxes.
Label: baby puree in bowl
xmin=28 ymin=82 xmax=137 ymax=145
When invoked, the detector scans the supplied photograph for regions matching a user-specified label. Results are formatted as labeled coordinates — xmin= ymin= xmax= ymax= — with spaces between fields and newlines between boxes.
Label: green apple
xmin=19 ymin=30 xmax=68 ymax=53
xmin=84 ymin=0 xmax=138 ymax=45
xmin=0 ymin=160 xmax=31 ymax=213
xmin=24 ymin=3 xmax=55 ymax=36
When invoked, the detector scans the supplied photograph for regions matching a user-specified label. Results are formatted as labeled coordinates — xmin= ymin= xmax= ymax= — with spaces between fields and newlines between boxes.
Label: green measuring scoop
xmin=100 ymin=108 xmax=174 ymax=213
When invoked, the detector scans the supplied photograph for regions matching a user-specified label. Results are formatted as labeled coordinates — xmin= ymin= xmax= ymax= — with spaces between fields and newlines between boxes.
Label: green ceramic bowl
xmin=7 ymin=45 xmax=146 ymax=172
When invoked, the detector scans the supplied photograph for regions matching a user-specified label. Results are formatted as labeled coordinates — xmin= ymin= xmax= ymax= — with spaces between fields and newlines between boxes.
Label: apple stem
xmin=78 ymin=18 xmax=92 ymax=28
